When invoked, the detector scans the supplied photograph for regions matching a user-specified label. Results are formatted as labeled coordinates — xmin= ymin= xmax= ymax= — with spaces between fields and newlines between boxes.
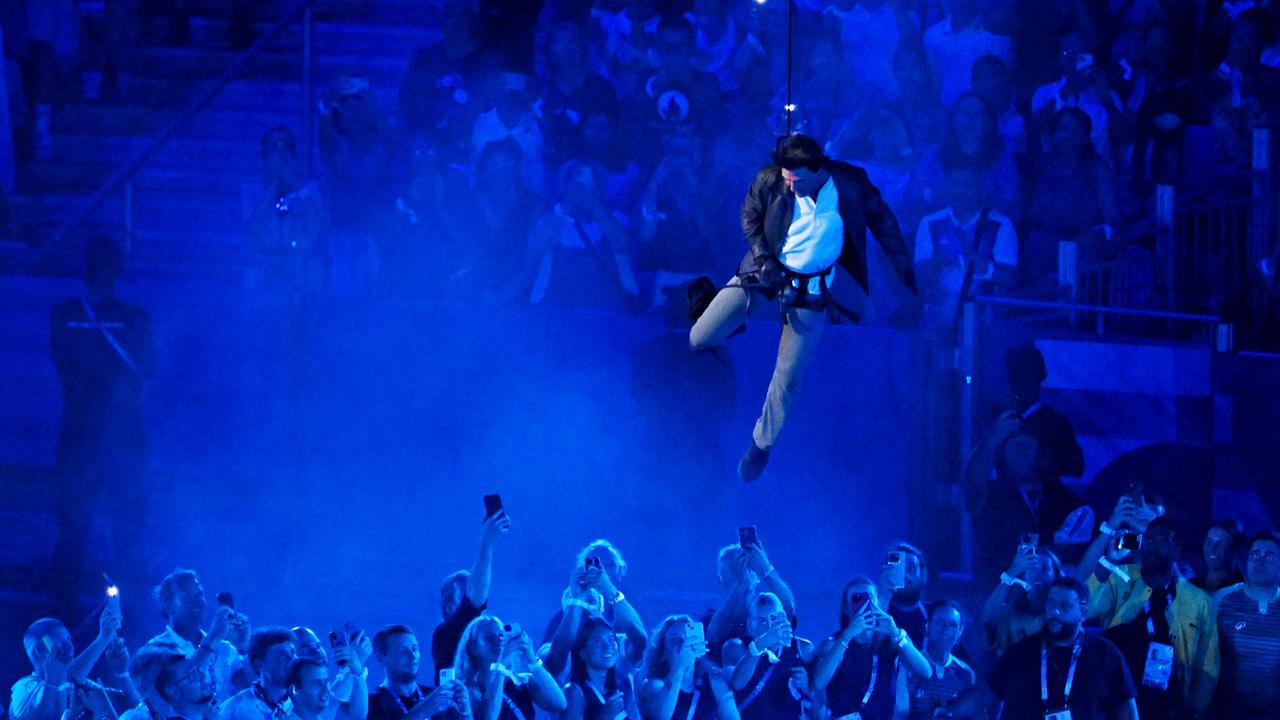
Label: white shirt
xmin=914 ymin=206 xmax=1018 ymax=293
xmin=923 ymin=18 xmax=1011 ymax=106
xmin=779 ymin=176 xmax=843 ymax=293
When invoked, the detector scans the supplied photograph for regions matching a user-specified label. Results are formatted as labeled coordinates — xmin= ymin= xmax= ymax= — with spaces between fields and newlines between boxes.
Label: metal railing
xmin=45 ymin=0 xmax=315 ymax=253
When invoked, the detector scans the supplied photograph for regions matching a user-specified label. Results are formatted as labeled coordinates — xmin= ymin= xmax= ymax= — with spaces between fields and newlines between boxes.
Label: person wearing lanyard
xmin=561 ymin=617 xmax=637 ymax=720
xmin=989 ymin=577 xmax=1137 ymax=720
xmin=366 ymin=625 xmax=461 ymax=720
xmin=452 ymin=616 xmax=566 ymax=720
xmin=637 ymin=616 xmax=738 ymax=720
xmin=810 ymin=578 xmax=932 ymax=720
xmin=720 ymin=592 xmax=816 ymax=720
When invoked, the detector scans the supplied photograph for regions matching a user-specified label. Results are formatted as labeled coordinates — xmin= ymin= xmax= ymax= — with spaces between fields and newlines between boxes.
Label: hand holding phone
xmin=886 ymin=552 xmax=906 ymax=591
xmin=216 ymin=592 xmax=236 ymax=612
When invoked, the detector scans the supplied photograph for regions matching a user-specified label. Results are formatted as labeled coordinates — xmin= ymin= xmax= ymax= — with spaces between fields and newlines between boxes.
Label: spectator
xmin=50 ymin=237 xmax=155 ymax=614
xmin=23 ymin=0 xmax=80 ymax=158
xmin=914 ymin=160 xmax=1019 ymax=332
xmin=988 ymin=577 xmax=1139 ymax=720
xmin=399 ymin=0 xmax=493 ymax=159
xmin=889 ymin=47 xmax=947 ymax=164
xmin=516 ymin=158 xmax=641 ymax=311
xmin=969 ymin=54 xmax=1027 ymax=159
xmin=289 ymin=628 xmax=371 ymax=720
xmin=432 ymin=510 xmax=511 ymax=677
xmin=285 ymin=658 xmax=330 ymax=720
xmin=535 ymin=21 xmax=619 ymax=173
xmin=1193 ymin=519 xmax=1245 ymax=592
xmin=1205 ymin=8 xmax=1280 ymax=195
xmin=215 ymin=627 xmax=297 ymax=720
xmin=543 ymin=540 xmax=648 ymax=679
xmin=1211 ymin=531 xmax=1280 ymax=717
xmin=243 ymin=126 xmax=324 ymax=302
xmin=1029 ymin=32 xmax=1122 ymax=162
xmin=636 ymin=615 xmax=737 ymax=720
xmin=453 ymin=615 xmax=567 ymax=718
xmin=1124 ymin=23 xmax=1197 ymax=189
xmin=831 ymin=0 xmax=924 ymax=101
xmin=629 ymin=16 xmax=723 ymax=159
xmin=1085 ymin=517 xmax=1219 ymax=719
xmin=913 ymin=91 xmax=1022 ymax=218
xmin=706 ymin=542 xmax=796 ymax=655
xmin=367 ymin=626 xmax=461 ymax=720
xmin=586 ymin=0 xmax=660 ymax=97
xmin=720 ymin=592 xmax=815 ymax=720
xmin=905 ymin=600 xmax=979 ymax=720
xmin=875 ymin=542 xmax=931 ymax=647
xmin=146 ymin=569 xmax=249 ymax=703
xmin=11 ymin=609 xmax=136 ymax=720
xmin=810 ymin=577 xmax=932 ymax=720
xmin=121 ymin=649 xmax=216 ymax=720
xmin=828 ymin=105 xmax=916 ymax=212
xmin=923 ymin=0 xmax=1012 ymax=106
xmin=981 ymin=545 xmax=1066 ymax=657
xmin=1024 ymin=107 xmax=1122 ymax=287
xmin=470 ymin=71 xmax=546 ymax=195
xmin=560 ymin=617 xmax=639 ymax=720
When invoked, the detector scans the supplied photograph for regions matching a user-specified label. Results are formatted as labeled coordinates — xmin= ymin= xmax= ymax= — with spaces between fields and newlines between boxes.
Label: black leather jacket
xmin=737 ymin=160 xmax=917 ymax=296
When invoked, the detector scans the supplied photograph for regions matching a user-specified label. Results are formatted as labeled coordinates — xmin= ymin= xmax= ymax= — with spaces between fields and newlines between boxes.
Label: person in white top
xmin=689 ymin=135 xmax=917 ymax=482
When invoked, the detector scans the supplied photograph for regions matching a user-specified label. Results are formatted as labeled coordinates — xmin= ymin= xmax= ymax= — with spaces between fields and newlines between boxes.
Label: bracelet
xmin=607 ymin=591 xmax=626 ymax=606
xmin=488 ymin=662 xmax=507 ymax=673
xmin=762 ymin=567 xmax=777 ymax=580
xmin=528 ymin=658 xmax=544 ymax=671
xmin=564 ymin=599 xmax=594 ymax=611
xmin=1099 ymin=521 xmax=1117 ymax=537
xmin=896 ymin=629 xmax=910 ymax=648
xmin=1097 ymin=557 xmax=1132 ymax=583
xmin=1000 ymin=573 xmax=1030 ymax=590
xmin=748 ymin=641 xmax=764 ymax=657
xmin=837 ymin=636 xmax=850 ymax=649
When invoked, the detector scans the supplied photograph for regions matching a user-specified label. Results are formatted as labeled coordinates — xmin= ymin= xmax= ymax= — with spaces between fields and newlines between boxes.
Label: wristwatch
xmin=607 ymin=591 xmax=626 ymax=606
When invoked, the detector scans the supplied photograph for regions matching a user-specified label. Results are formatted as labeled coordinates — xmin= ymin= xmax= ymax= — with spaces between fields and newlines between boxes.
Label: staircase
xmin=4 ymin=0 xmax=440 ymax=278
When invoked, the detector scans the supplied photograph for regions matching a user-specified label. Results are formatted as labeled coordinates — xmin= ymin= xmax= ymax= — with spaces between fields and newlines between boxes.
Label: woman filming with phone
xmin=720 ymin=593 xmax=817 ymax=720
xmin=810 ymin=578 xmax=932 ymax=720
xmin=637 ymin=616 xmax=737 ymax=720
xmin=559 ymin=617 xmax=638 ymax=720
xmin=453 ymin=616 xmax=566 ymax=720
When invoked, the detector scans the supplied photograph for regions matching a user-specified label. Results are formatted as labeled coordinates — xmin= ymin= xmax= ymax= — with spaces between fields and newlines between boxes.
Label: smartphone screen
xmin=738 ymin=525 xmax=759 ymax=548
xmin=216 ymin=592 xmax=236 ymax=611
xmin=585 ymin=556 xmax=602 ymax=570
xmin=850 ymin=591 xmax=870 ymax=614
xmin=438 ymin=668 xmax=455 ymax=685
xmin=483 ymin=494 xmax=503 ymax=520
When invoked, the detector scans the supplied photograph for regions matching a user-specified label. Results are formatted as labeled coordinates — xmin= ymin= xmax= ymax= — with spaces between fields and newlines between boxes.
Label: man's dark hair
xmin=1248 ymin=530 xmax=1280 ymax=553
xmin=1048 ymin=576 xmax=1090 ymax=605
xmin=1146 ymin=515 xmax=1179 ymax=541
xmin=1006 ymin=343 xmax=1047 ymax=388
xmin=373 ymin=624 xmax=416 ymax=658
xmin=247 ymin=627 xmax=295 ymax=672
xmin=929 ymin=599 xmax=966 ymax=626
xmin=154 ymin=569 xmax=200 ymax=620
xmin=773 ymin=134 xmax=827 ymax=172
xmin=285 ymin=656 xmax=325 ymax=689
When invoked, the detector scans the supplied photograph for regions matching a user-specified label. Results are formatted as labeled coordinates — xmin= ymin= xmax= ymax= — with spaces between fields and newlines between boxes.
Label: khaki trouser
xmin=689 ymin=276 xmax=826 ymax=450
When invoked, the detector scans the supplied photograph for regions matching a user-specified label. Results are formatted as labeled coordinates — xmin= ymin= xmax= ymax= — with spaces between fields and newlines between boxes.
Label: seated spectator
xmin=147 ymin=569 xmax=250 ymax=703
xmin=832 ymin=0 xmax=923 ymax=101
xmin=122 ymin=649 xmax=216 ymax=720
xmin=560 ymin=617 xmax=639 ymax=720
xmin=1205 ymin=8 xmax=1280 ymax=195
xmin=720 ymin=592 xmax=815 ymax=720
xmin=367 ymin=626 xmax=461 ymax=720
xmin=471 ymin=72 xmax=546 ymax=196
xmin=432 ymin=509 xmax=511 ymax=676
xmin=912 ymin=91 xmax=1021 ymax=219
xmin=11 ymin=608 xmax=136 ymax=720
xmin=875 ymin=542 xmax=931 ymax=647
xmin=988 ymin=577 xmax=1139 ymax=720
xmin=706 ymin=542 xmax=796 ymax=655
xmin=636 ymin=615 xmax=736 ymax=720
xmin=453 ymin=616 xmax=567 ymax=718
xmin=1124 ymin=23 xmax=1197 ymax=189
xmin=543 ymin=540 xmax=647 ymax=679
xmin=628 ymin=16 xmax=723 ymax=160
xmin=516 ymin=158 xmax=641 ymax=312
xmin=981 ymin=545 xmax=1066 ymax=657
xmin=535 ymin=21 xmax=619 ymax=173
xmin=636 ymin=147 xmax=720 ymax=283
xmin=914 ymin=160 xmax=1019 ymax=332
xmin=906 ymin=601 xmax=979 ymax=720
xmin=888 ymin=47 xmax=946 ymax=166
xmin=1193 ymin=519 xmax=1245 ymax=592
xmin=1085 ymin=517 xmax=1219 ymax=719
xmin=1211 ymin=531 xmax=1280 ymax=717
xmin=1024 ymin=108 xmax=1122 ymax=287
xmin=586 ymin=0 xmax=660 ymax=98
xmin=290 ymin=628 xmax=370 ymax=720
xmin=243 ymin=126 xmax=324 ymax=300
xmin=580 ymin=101 xmax=644 ymax=214
xmin=810 ymin=577 xmax=932 ymax=720
xmin=969 ymin=54 xmax=1027 ymax=158
xmin=1029 ymin=32 xmax=1122 ymax=162
xmin=828 ymin=105 xmax=916 ymax=212
xmin=923 ymin=0 xmax=1012 ymax=106
xmin=216 ymin=628 xmax=297 ymax=720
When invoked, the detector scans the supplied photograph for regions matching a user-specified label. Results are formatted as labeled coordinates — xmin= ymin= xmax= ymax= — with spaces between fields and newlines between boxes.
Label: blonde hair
xmin=452 ymin=614 xmax=503 ymax=685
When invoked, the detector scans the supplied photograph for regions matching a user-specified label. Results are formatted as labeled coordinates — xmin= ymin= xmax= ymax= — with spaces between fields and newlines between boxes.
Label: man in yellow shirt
xmin=1084 ymin=516 xmax=1218 ymax=719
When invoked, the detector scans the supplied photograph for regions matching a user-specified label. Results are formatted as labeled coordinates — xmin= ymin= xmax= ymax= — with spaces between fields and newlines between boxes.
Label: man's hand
xmin=482 ymin=510 xmax=511 ymax=549
xmin=332 ymin=645 xmax=363 ymax=677
xmin=105 ymin=639 xmax=130 ymax=677
xmin=226 ymin=612 xmax=251 ymax=652
xmin=421 ymin=684 xmax=456 ymax=716
xmin=759 ymin=257 xmax=786 ymax=287
xmin=351 ymin=631 xmax=373 ymax=669
xmin=206 ymin=606 xmax=234 ymax=645
xmin=98 ymin=605 xmax=122 ymax=642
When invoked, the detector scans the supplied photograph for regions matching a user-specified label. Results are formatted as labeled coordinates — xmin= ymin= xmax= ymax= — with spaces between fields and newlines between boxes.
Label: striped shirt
xmin=1213 ymin=584 xmax=1280 ymax=715
xmin=907 ymin=655 xmax=976 ymax=720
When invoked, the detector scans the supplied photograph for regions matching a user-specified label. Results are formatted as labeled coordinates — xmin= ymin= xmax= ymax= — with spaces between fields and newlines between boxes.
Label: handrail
xmin=972 ymin=294 xmax=1222 ymax=323
xmin=47 ymin=0 xmax=315 ymax=248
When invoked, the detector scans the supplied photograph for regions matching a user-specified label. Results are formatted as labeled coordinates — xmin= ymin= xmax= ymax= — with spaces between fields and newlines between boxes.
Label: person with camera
xmin=121 ymin=649 xmax=217 ymax=720
xmin=988 ymin=577 xmax=1138 ymax=720
xmin=543 ymin=540 xmax=647 ymax=679
xmin=981 ymin=541 xmax=1066 ymax=657
xmin=810 ymin=577 xmax=932 ymax=720
xmin=368 ymin=625 xmax=464 ymax=720
xmin=559 ymin=617 xmax=639 ymax=720
xmin=434 ymin=510 xmax=512 ymax=677
xmin=876 ymin=542 xmax=930 ymax=647
xmin=216 ymin=628 xmax=298 ymax=720
xmin=637 ymin=616 xmax=738 ymax=720
xmin=146 ymin=570 xmax=250 ymax=703
xmin=687 ymin=133 xmax=917 ymax=483
xmin=1084 ymin=516 xmax=1219 ymax=720
xmin=1211 ymin=531 xmax=1280 ymax=718
xmin=453 ymin=616 xmax=566 ymax=720
xmin=11 ymin=607 xmax=138 ymax=720
xmin=720 ymin=593 xmax=814 ymax=720
xmin=706 ymin=541 xmax=795 ymax=656
xmin=290 ymin=628 xmax=370 ymax=720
